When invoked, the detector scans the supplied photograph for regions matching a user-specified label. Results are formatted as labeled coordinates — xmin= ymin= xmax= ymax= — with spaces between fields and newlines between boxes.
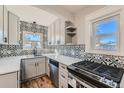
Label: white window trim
xmin=22 ymin=31 xmax=43 ymax=50
xmin=85 ymin=6 xmax=124 ymax=56
xmin=91 ymin=13 xmax=120 ymax=51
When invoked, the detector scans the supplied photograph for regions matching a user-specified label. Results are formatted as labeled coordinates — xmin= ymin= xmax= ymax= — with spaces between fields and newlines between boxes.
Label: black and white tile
xmin=0 ymin=21 xmax=48 ymax=58
xmin=20 ymin=21 xmax=48 ymax=48
xmin=47 ymin=44 xmax=124 ymax=69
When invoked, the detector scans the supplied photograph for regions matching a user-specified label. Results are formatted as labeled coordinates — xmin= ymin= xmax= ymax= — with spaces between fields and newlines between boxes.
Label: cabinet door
xmin=0 ymin=72 xmax=18 ymax=88
xmin=60 ymin=18 xmax=65 ymax=45
xmin=3 ymin=6 xmax=8 ymax=44
xmin=8 ymin=11 xmax=20 ymax=45
xmin=46 ymin=58 xmax=50 ymax=76
xmin=36 ymin=58 xmax=46 ymax=76
xmin=55 ymin=19 xmax=60 ymax=45
xmin=24 ymin=60 xmax=37 ymax=79
xmin=0 ymin=5 xmax=3 ymax=44
xmin=48 ymin=25 xmax=52 ymax=45
xmin=51 ymin=23 xmax=55 ymax=45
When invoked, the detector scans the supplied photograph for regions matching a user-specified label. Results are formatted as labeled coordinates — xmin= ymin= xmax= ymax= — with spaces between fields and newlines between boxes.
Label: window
xmin=23 ymin=31 xmax=43 ymax=49
xmin=92 ymin=14 xmax=120 ymax=51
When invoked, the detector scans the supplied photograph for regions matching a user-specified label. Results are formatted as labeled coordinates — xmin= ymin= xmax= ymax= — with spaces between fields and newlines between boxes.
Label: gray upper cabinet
xmin=48 ymin=18 xmax=65 ymax=45
xmin=0 ymin=5 xmax=8 ymax=44
xmin=3 ymin=6 xmax=8 ymax=44
xmin=8 ymin=11 xmax=20 ymax=45
xmin=0 ymin=5 xmax=20 ymax=45
xmin=0 ymin=5 xmax=4 ymax=44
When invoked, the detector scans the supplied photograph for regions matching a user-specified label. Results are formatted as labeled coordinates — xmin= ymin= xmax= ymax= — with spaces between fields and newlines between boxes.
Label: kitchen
xmin=0 ymin=5 xmax=124 ymax=88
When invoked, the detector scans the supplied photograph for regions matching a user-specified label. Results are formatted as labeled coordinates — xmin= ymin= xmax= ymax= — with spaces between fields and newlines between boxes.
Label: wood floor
xmin=21 ymin=75 xmax=55 ymax=88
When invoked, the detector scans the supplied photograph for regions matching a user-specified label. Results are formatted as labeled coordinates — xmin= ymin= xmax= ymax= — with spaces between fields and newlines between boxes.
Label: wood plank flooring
xmin=21 ymin=75 xmax=55 ymax=88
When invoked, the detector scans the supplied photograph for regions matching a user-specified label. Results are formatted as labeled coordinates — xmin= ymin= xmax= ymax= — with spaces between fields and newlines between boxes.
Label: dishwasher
xmin=49 ymin=59 xmax=59 ymax=87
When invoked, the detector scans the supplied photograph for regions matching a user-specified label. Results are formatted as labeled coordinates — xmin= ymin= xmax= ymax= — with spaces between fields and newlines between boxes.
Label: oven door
xmin=68 ymin=73 xmax=76 ymax=88
xmin=68 ymin=73 xmax=96 ymax=88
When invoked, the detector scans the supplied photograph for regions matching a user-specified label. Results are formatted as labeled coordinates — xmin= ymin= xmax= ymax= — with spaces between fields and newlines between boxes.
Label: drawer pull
xmin=61 ymin=75 xmax=65 ymax=78
xmin=61 ymin=66 xmax=65 ymax=69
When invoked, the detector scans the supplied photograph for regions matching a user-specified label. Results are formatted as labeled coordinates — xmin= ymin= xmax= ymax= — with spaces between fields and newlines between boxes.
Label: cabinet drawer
xmin=35 ymin=57 xmax=45 ymax=62
xmin=22 ymin=58 xmax=37 ymax=63
xmin=22 ymin=57 xmax=45 ymax=63
xmin=0 ymin=72 xmax=18 ymax=88
xmin=59 ymin=63 xmax=68 ymax=72
xmin=59 ymin=81 xmax=68 ymax=88
xmin=59 ymin=71 xmax=68 ymax=82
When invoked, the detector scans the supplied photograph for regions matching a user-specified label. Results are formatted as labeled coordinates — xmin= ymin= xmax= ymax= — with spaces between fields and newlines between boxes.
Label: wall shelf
xmin=66 ymin=32 xmax=76 ymax=36
xmin=65 ymin=21 xmax=77 ymax=44
xmin=66 ymin=26 xmax=76 ymax=31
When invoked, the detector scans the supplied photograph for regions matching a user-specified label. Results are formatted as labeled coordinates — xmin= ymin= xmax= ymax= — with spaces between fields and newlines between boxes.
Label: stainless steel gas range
xmin=67 ymin=61 xmax=124 ymax=88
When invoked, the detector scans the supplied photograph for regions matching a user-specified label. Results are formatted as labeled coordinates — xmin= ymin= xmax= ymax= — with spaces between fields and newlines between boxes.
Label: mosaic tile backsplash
xmin=0 ymin=20 xmax=48 ymax=57
xmin=20 ymin=21 xmax=48 ymax=48
xmin=47 ymin=44 xmax=124 ymax=69
xmin=0 ymin=44 xmax=33 ymax=57
xmin=0 ymin=43 xmax=124 ymax=69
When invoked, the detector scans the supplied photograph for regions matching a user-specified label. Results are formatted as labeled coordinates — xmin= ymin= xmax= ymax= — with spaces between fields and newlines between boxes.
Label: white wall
xmin=74 ymin=5 xmax=106 ymax=44
xmin=6 ymin=5 xmax=58 ymax=26
xmin=33 ymin=5 xmax=75 ymax=22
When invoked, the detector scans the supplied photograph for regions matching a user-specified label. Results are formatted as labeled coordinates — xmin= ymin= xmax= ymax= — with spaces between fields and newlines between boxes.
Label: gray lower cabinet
xmin=0 ymin=72 xmax=19 ymax=88
xmin=21 ymin=57 xmax=46 ymax=81
xmin=46 ymin=58 xmax=50 ymax=77
xmin=24 ymin=60 xmax=37 ymax=79
xmin=37 ymin=61 xmax=46 ymax=76
xmin=59 ymin=63 xmax=68 ymax=88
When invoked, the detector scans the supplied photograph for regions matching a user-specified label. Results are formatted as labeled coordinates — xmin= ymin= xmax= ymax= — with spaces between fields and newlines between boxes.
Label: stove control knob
xmin=102 ymin=77 xmax=106 ymax=82
xmin=100 ymin=77 xmax=106 ymax=83
xmin=109 ymin=80 xmax=115 ymax=86
xmin=109 ymin=80 xmax=113 ymax=84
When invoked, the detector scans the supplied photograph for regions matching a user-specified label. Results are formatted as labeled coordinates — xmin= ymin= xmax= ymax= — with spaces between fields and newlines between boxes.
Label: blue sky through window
xmin=25 ymin=34 xmax=41 ymax=42
xmin=95 ymin=18 xmax=117 ymax=45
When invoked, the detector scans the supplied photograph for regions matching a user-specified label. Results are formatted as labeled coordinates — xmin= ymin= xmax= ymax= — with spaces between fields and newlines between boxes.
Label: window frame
xmin=22 ymin=31 xmax=43 ymax=50
xmin=85 ymin=6 xmax=124 ymax=56
xmin=91 ymin=14 xmax=120 ymax=52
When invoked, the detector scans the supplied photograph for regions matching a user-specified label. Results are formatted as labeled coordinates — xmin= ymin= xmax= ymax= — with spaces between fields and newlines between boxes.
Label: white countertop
xmin=0 ymin=56 xmax=21 ymax=75
xmin=43 ymin=54 xmax=82 ymax=65
xmin=0 ymin=54 xmax=82 ymax=75
xmin=0 ymin=55 xmax=36 ymax=75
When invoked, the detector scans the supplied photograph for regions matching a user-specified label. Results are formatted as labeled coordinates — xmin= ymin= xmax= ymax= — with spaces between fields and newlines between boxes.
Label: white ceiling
xmin=6 ymin=5 xmax=58 ymax=26
xmin=34 ymin=5 xmax=90 ymax=22
xmin=59 ymin=5 xmax=88 ymax=14
xmin=6 ymin=5 xmax=104 ymax=26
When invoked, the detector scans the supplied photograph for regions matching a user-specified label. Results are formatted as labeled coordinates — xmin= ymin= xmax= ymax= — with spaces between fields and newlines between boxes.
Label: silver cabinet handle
xmin=61 ymin=74 xmax=65 ymax=78
xmin=61 ymin=66 xmax=65 ymax=69
xmin=4 ymin=37 xmax=7 ymax=43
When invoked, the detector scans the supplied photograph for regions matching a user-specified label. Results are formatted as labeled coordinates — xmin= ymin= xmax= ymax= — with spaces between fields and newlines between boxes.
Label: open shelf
xmin=65 ymin=21 xmax=77 ymax=44
xmin=66 ymin=26 xmax=76 ymax=31
xmin=66 ymin=32 xmax=76 ymax=36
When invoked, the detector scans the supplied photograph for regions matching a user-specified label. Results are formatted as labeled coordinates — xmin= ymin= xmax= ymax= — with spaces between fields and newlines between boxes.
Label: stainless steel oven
xmin=68 ymin=73 xmax=95 ymax=88
xmin=67 ymin=60 xmax=124 ymax=88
